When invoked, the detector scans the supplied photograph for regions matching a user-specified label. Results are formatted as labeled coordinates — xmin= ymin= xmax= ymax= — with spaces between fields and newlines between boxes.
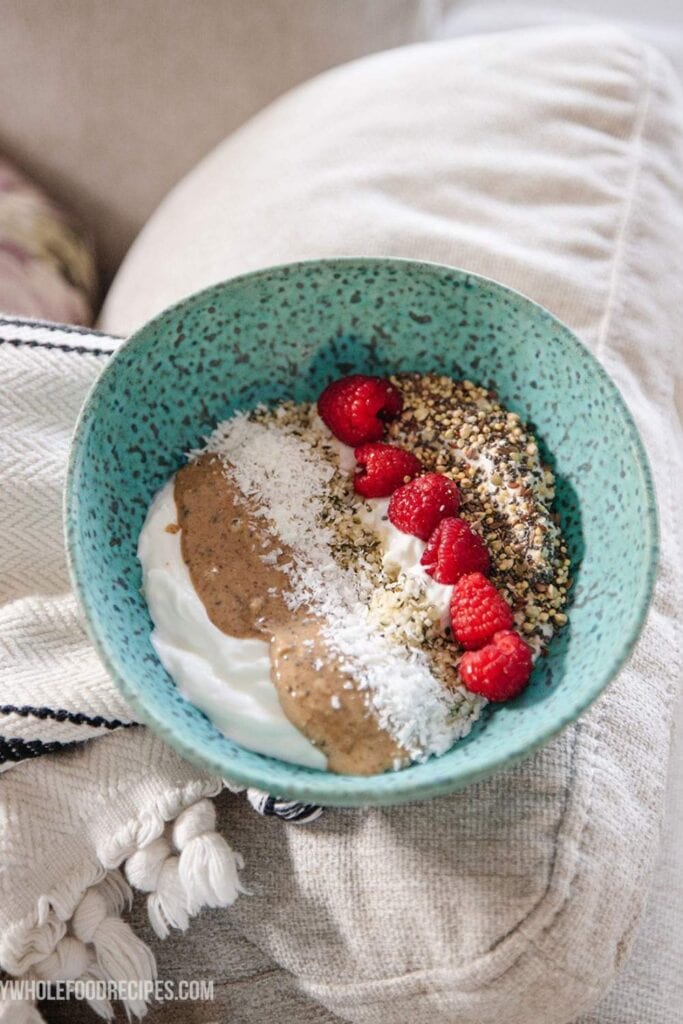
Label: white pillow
xmin=102 ymin=25 xmax=683 ymax=1024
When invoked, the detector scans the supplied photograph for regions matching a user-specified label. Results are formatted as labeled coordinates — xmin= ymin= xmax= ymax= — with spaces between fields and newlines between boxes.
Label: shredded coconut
xmin=197 ymin=414 xmax=335 ymax=566
xmin=193 ymin=413 xmax=479 ymax=760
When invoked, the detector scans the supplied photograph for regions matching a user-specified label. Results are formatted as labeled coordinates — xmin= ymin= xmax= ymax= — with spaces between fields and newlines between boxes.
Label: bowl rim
xmin=65 ymin=256 xmax=659 ymax=806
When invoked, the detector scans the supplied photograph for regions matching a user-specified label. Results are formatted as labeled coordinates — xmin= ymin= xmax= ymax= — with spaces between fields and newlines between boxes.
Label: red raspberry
xmin=353 ymin=443 xmax=422 ymax=498
xmin=449 ymin=572 xmax=513 ymax=649
xmin=388 ymin=473 xmax=460 ymax=541
xmin=317 ymin=374 xmax=403 ymax=446
xmin=420 ymin=517 xmax=490 ymax=584
xmin=458 ymin=629 xmax=533 ymax=701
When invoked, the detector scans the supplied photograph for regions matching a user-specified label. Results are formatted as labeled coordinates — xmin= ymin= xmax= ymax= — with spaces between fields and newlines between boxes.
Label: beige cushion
xmin=0 ymin=0 xmax=430 ymax=279
xmin=578 ymin=679 xmax=683 ymax=1022
xmin=101 ymin=26 xmax=683 ymax=1024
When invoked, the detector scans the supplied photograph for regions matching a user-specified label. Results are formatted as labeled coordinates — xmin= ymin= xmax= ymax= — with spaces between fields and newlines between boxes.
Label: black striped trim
xmin=0 ymin=316 xmax=116 ymax=338
xmin=268 ymin=800 xmax=323 ymax=822
xmin=0 ymin=705 xmax=134 ymax=729
xmin=0 ymin=735 xmax=78 ymax=764
xmin=246 ymin=788 xmax=323 ymax=822
xmin=0 ymin=336 xmax=115 ymax=357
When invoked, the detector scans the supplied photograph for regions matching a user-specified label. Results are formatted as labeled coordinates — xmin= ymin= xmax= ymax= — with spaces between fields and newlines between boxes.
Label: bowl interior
xmin=66 ymin=259 xmax=657 ymax=806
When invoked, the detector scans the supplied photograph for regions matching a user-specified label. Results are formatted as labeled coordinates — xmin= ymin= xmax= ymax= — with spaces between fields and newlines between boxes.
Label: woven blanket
xmin=0 ymin=318 xmax=319 ymax=1023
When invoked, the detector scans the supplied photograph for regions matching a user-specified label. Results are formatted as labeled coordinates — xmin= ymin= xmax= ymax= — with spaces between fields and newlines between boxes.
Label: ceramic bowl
xmin=65 ymin=258 xmax=658 ymax=806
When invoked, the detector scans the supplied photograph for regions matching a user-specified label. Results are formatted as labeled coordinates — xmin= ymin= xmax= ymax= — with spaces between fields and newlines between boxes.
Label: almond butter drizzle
xmin=174 ymin=455 xmax=405 ymax=775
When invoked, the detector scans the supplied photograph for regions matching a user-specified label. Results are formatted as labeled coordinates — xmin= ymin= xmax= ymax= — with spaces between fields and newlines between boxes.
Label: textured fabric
xmin=0 ymin=319 xmax=324 ymax=845
xmin=100 ymin=26 xmax=683 ymax=1024
xmin=0 ymin=324 xmax=132 ymax=762
xmin=0 ymin=322 xmax=251 ymax=1023
xmin=0 ymin=0 xmax=434 ymax=279
xmin=0 ymin=315 xmax=328 ymax=1020
xmin=37 ymin=716 xmax=683 ymax=1024
xmin=576 ymin=678 xmax=683 ymax=1023
xmin=0 ymin=160 xmax=96 ymax=324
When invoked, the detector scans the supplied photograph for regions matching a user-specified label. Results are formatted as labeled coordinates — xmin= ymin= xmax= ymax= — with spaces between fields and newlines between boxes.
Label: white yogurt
xmin=138 ymin=433 xmax=457 ymax=770
xmin=138 ymin=481 xmax=327 ymax=770
xmin=356 ymin=495 xmax=453 ymax=629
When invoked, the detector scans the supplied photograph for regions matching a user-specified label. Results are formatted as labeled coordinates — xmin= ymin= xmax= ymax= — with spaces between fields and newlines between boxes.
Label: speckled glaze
xmin=65 ymin=259 xmax=658 ymax=807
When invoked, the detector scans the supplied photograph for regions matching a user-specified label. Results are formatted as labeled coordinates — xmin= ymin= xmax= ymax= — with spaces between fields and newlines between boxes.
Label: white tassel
xmin=146 ymin=858 xmax=189 ymax=939
xmin=31 ymin=940 xmax=115 ymax=1021
xmin=72 ymin=887 xmax=156 ymax=1020
xmin=123 ymin=795 xmax=247 ymax=939
xmin=172 ymin=798 xmax=216 ymax=847
xmin=173 ymin=799 xmax=245 ymax=914
xmin=125 ymin=836 xmax=170 ymax=891
xmin=71 ymin=890 xmax=109 ymax=945
xmin=8 ymin=877 xmax=135 ymax=1023
xmin=3 ymin=919 xmax=66 ymax=977
xmin=0 ymin=998 xmax=47 ymax=1023
xmin=125 ymin=838 xmax=189 ymax=938
xmin=32 ymin=936 xmax=91 ymax=982
xmin=95 ymin=870 xmax=132 ymax=917
xmin=79 ymin=962 xmax=114 ymax=1022
xmin=0 ymin=798 xmax=242 ymax=1024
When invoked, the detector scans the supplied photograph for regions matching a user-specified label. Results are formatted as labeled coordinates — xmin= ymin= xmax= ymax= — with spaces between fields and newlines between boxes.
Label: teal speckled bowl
xmin=65 ymin=259 xmax=658 ymax=806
